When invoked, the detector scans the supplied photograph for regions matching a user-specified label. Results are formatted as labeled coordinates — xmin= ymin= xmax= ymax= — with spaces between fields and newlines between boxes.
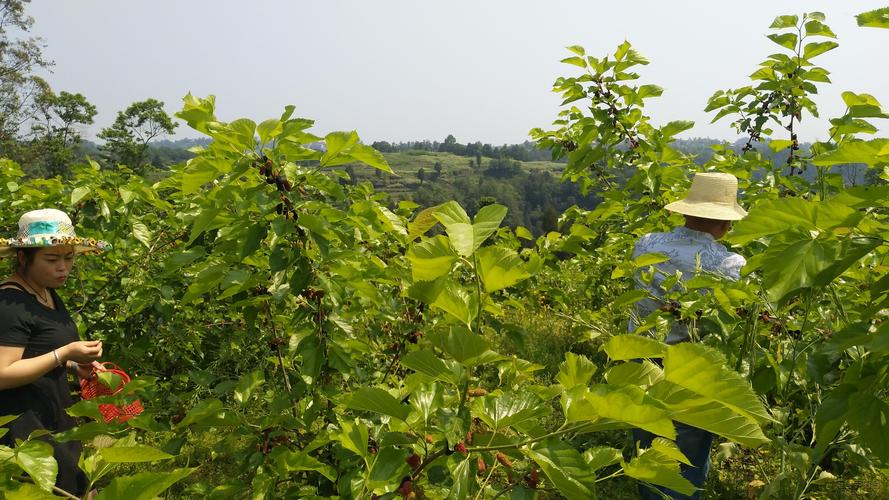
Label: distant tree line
xmin=371 ymin=134 xmax=556 ymax=162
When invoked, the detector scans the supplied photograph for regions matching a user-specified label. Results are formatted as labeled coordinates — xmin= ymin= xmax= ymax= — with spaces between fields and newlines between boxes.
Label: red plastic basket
xmin=79 ymin=362 xmax=144 ymax=424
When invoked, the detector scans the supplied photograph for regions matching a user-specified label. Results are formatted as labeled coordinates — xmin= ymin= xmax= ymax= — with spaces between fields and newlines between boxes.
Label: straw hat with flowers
xmin=0 ymin=208 xmax=111 ymax=258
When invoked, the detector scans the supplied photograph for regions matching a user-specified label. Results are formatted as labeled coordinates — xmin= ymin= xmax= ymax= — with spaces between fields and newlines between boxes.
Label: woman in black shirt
xmin=0 ymin=208 xmax=111 ymax=496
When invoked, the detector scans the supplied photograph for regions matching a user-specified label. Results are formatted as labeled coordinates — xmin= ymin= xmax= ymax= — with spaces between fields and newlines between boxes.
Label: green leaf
xmin=804 ymin=20 xmax=836 ymax=38
xmin=649 ymin=381 xmax=770 ymax=447
xmin=347 ymin=143 xmax=394 ymax=173
xmin=428 ymin=327 xmax=503 ymax=367
xmin=557 ymin=353 xmax=598 ymax=389
xmin=638 ymin=85 xmax=663 ymax=99
xmin=408 ymin=204 xmax=444 ymax=240
xmin=842 ymin=92 xmax=889 ymax=118
xmin=129 ymin=220 xmax=152 ymax=249
xmin=472 ymin=391 xmax=550 ymax=431
xmin=432 ymin=284 xmax=477 ymax=327
xmin=727 ymin=198 xmax=863 ymax=245
xmin=1 ymin=481 xmax=57 ymax=499
xmin=829 ymin=116 xmax=878 ymax=136
xmin=476 ymin=246 xmax=531 ymax=293
xmin=660 ymin=120 xmax=694 ymax=138
xmin=605 ymin=360 xmax=663 ymax=387
xmin=585 ymin=384 xmax=676 ymax=438
xmin=433 ymin=200 xmax=471 ymax=226
xmin=96 ymin=468 xmax=195 ymax=500
xmin=406 ymin=276 xmax=447 ymax=304
xmin=239 ymin=223 xmax=267 ymax=260
xmin=14 ymin=440 xmax=57 ymax=492
xmin=344 ymin=387 xmax=410 ymax=421
xmin=584 ymin=446 xmax=623 ymax=472
xmin=401 ymin=350 xmax=461 ymax=385
xmin=602 ymin=335 xmax=667 ymax=361
xmin=857 ymin=7 xmax=889 ymax=29
xmin=566 ymin=45 xmax=586 ymax=56
xmin=759 ymin=236 xmax=839 ymax=302
xmin=515 ymin=226 xmax=533 ymax=240
xmin=561 ymin=56 xmax=587 ymax=68
xmin=633 ymin=252 xmax=669 ymax=267
xmin=814 ymin=384 xmax=856 ymax=460
xmin=99 ymin=445 xmax=174 ymax=463
xmin=650 ymin=437 xmax=691 ymax=465
xmin=831 ymin=185 xmax=889 ymax=208
xmin=803 ymin=41 xmax=838 ymax=60
xmin=623 ymin=448 xmax=696 ymax=496
xmin=770 ymin=15 xmax=799 ymax=29
xmin=472 ymin=204 xmax=508 ymax=250
xmin=848 ymin=392 xmax=889 ymax=461
xmin=812 ymin=237 xmax=882 ymax=288
xmin=233 ymin=370 xmax=265 ymax=404
xmin=768 ymin=139 xmax=794 ymax=152
xmin=767 ymin=33 xmax=798 ymax=51
xmin=336 ymin=417 xmax=369 ymax=461
xmin=98 ymin=371 xmax=123 ymax=391
xmin=445 ymin=221 xmax=475 ymax=257
xmin=526 ymin=439 xmax=597 ymax=500
xmin=66 ymin=399 xmax=104 ymax=421
xmin=177 ymin=398 xmax=224 ymax=428
xmin=664 ymin=343 xmax=774 ymax=425
xmin=449 ymin=457 xmax=473 ymax=500
xmin=180 ymin=158 xmax=219 ymax=194
xmin=813 ymin=139 xmax=889 ymax=166
xmin=368 ymin=447 xmax=410 ymax=490
xmin=613 ymin=289 xmax=648 ymax=308
xmin=270 ymin=448 xmax=337 ymax=482
xmin=321 ymin=131 xmax=360 ymax=167
xmin=257 ymin=118 xmax=283 ymax=144
xmin=407 ymin=235 xmax=458 ymax=281
xmin=71 ymin=186 xmax=90 ymax=204
xmin=411 ymin=383 xmax=444 ymax=427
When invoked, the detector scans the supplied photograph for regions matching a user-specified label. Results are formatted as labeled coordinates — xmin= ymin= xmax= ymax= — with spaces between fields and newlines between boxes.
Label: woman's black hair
xmin=12 ymin=247 xmax=39 ymax=273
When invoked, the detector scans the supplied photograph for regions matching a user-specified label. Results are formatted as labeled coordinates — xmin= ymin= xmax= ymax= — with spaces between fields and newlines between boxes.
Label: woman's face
xmin=21 ymin=245 xmax=75 ymax=288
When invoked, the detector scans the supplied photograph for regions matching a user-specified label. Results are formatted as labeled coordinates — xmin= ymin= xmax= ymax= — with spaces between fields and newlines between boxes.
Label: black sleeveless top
xmin=0 ymin=283 xmax=87 ymax=494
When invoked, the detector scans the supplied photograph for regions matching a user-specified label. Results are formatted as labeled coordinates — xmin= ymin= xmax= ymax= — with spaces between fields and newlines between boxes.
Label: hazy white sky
xmin=27 ymin=1 xmax=889 ymax=145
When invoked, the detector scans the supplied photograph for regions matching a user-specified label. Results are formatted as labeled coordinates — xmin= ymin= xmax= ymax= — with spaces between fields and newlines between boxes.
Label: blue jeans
xmin=632 ymin=423 xmax=713 ymax=499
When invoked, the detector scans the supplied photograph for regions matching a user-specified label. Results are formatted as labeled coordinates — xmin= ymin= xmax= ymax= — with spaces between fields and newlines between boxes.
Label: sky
xmin=26 ymin=1 xmax=889 ymax=145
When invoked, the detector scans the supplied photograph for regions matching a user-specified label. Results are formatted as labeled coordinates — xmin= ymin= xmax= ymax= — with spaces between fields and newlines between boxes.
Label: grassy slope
xmin=347 ymin=151 xmax=565 ymax=198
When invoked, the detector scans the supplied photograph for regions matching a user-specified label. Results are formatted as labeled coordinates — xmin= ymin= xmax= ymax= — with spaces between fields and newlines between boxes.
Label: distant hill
xmin=86 ymin=136 xmax=866 ymax=235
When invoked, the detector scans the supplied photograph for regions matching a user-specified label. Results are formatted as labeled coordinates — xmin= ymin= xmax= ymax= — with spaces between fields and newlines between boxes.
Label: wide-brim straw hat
xmin=0 ymin=208 xmax=111 ymax=258
xmin=663 ymin=172 xmax=748 ymax=221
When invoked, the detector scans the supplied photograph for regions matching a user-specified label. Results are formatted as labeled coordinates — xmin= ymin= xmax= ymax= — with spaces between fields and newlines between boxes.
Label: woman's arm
xmin=0 ymin=341 xmax=103 ymax=390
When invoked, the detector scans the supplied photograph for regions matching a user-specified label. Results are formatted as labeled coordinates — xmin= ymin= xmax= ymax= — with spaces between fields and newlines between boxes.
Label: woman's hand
xmin=75 ymin=360 xmax=105 ymax=380
xmin=61 ymin=340 xmax=103 ymax=364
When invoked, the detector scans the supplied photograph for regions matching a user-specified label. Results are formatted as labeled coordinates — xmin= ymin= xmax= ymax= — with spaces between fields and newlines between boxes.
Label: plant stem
xmin=782 ymin=290 xmax=815 ymax=401
xmin=266 ymin=305 xmax=297 ymax=418
xmin=473 ymin=254 xmax=485 ymax=333
xmin=467 ymin=422 xmax=593 ymax=453
xmin=12 ymin=476 xmax=80 ymax=499
xmin=474 ymin=460 xmax=500 ymax=500
xmin=411 ymin=448 xmax=447 ymax=479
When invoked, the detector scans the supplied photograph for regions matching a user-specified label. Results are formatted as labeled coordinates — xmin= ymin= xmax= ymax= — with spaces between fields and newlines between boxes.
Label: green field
xmin=347 ymin=151 xmax=566 ymax=199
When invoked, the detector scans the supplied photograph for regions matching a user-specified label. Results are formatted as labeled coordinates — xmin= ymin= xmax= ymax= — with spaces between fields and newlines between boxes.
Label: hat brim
xmin=664 ymin=200 xmax=748 ymax=221
xmin=0 ymin=238 xmax=111 ymax=258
